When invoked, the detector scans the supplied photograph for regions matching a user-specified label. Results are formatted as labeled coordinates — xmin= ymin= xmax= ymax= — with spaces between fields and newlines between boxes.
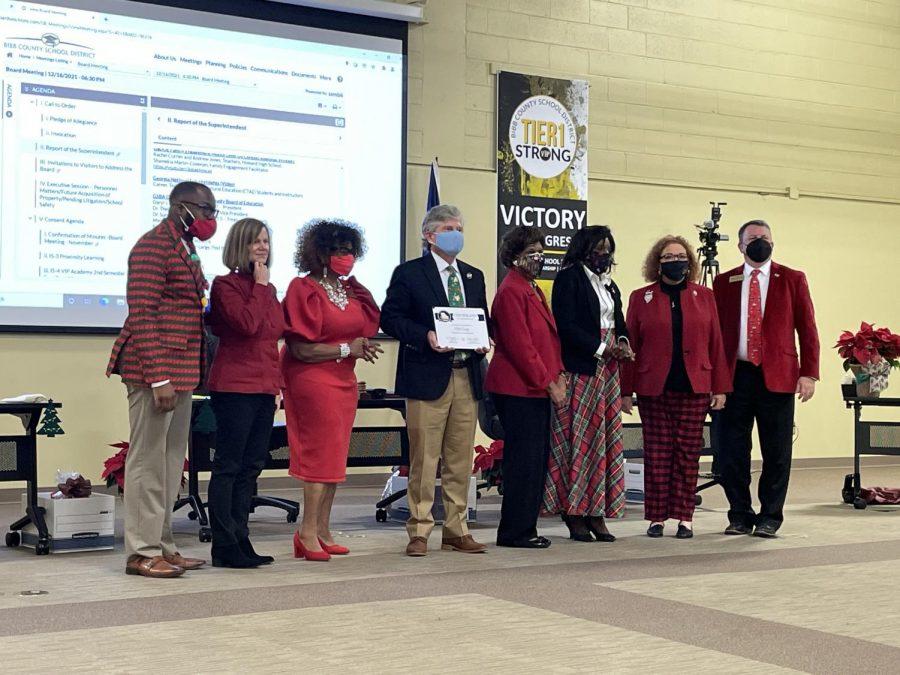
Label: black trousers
xmin=719 ymin=362 xmax=795 ymax=529
xmin=208 ymin=392 xmax=276 ymax=550
xmin=493 ymin=393 xmax=552 ymax=543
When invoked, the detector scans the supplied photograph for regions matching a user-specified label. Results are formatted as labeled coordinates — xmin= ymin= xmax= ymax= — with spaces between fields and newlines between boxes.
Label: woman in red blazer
xmin=621 ymin=236 xmax=730 ymax=539
xmin=205 ymin=218 xmax=286 ymax=568
xmin=486 ymin=227 xmax=566 ymax=548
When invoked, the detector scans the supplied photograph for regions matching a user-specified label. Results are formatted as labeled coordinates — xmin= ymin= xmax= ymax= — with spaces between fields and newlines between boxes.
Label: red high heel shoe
xmin=318 ymin=537 xmax=350 ymax=555
xmin=293 ymin=531 xmax=331 ymax=561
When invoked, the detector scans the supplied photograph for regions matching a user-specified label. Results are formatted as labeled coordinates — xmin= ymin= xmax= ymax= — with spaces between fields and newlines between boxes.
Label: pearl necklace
xmin=318 ymin=277 xmax=348 ymax=310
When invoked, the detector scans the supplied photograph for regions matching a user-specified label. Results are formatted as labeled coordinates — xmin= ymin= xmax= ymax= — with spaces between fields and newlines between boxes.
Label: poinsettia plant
xmin=102 ymin=441 xmax=129 ymax=492
xmin=102 ymin=441 xmax=188 ymax=493
xmin=474 ymin=439 xmax=503 ymax=493
xmin=834 ymin=323 xmax=900 ymax=371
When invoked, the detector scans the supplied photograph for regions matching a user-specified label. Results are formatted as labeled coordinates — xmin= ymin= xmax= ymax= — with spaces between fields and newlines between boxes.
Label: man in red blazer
xmin=107 ymin=181 xmax=217 ymax=577
xmin=713 ymin=219 xmax=819 ymax=538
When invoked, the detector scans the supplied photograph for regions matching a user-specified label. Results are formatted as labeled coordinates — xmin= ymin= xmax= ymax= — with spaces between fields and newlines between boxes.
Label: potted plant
xmin=473 ymin=439 xmax=504 ymax=494
xmin=101 ymin=441 xmax=188 ymax=493
xmin=101 ymin=442 xmax=129 ymax=493
xmin=835 ymin=323 xmax=900 ymax=398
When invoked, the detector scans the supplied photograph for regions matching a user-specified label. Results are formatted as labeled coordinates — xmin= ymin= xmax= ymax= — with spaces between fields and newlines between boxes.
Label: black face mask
xmin=587 ymin=252 xmax=611 ymax=275
xmin=660 ymin=260 xmax=689 ymax=282
xmin=745 ymin=238 xmax=772 ymax=263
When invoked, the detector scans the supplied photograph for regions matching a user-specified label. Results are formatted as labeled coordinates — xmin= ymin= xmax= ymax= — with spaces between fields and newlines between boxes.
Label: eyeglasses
xmin=182 ymin=201 xmax=219 ymax=219
xmin=660 ymin=254 xmax=689 ymax=262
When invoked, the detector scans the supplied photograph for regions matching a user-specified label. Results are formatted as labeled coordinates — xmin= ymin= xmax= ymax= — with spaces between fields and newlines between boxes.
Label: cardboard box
xmin=624 ymin=461 xmax=645 ymax=503
xmin=21 ymin=492 xmax=115 ymax=552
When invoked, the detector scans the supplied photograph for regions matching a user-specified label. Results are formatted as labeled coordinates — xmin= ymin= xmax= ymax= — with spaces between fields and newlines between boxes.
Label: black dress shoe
xmin=563 ymin=514 xmax=594 ymax=542
xmin=753 ymin=523 xmax=778 ymax=538
xmin=585 ymin=516 xmax=616 ymax=542
xmin=724 ymin=522 xmax=753 ymax=535
xmin=211 ymin=544 xmax=262 ymax=569
xmin=676 ymin=524 xmax=693 ymax=539
xmin=496 ymin=536 xmax=551 ymax=549
xmin=646 ymin=523 xmax=664 ymax=538
xmin=239 ymin=538 xmax=274 ymax=565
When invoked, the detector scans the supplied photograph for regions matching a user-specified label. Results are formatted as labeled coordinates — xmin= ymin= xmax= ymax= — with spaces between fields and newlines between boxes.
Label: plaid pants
xmin=638 ymin=392 xmax=709 ymax=523
xmin=543 ymin=330 xmax=625 ymax=518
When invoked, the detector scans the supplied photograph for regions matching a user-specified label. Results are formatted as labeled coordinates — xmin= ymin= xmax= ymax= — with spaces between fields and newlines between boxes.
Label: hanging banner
xmin=496 ymin=71 xmax=588 ymax=289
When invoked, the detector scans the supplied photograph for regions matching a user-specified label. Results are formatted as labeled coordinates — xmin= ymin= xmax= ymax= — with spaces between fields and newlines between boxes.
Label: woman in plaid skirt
xmin=621 ymin=236 xmax=730 ymax=539
xmin=544 ymin=226 xmax=634 ymax=543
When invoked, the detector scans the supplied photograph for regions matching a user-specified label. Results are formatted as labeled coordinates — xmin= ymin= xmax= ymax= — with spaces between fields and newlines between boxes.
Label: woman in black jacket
xmin=543 ymin=226 xmax=633 ymax=542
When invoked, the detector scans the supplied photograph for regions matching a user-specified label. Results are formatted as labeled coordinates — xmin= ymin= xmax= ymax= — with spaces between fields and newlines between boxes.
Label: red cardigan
xmin=622 ymin=281 xmax=731 ymax=397
xmin=485 ymin=269 xmax=564 ymax=398
xmin=713 ymin=262 xmax=819 ymax=393
xmin=206 ymin=272 xmax=286 ymax=395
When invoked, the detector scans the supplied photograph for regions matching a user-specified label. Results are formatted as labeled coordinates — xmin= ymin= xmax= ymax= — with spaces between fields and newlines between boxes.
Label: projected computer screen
xmin=0 ymin=0 xmax=405 ymax=330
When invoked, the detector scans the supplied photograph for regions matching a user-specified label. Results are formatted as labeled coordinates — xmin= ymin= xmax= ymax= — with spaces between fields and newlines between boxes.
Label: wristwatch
xmin=338 ymin=342 xmax=351 ymax=362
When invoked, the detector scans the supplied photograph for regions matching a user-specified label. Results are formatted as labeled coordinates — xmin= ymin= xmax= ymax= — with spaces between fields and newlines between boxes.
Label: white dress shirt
xmin=582 ymin=264 xmax=615 ymax=357
xmin=737 ymin=259 xmax=772 ymax=362
xmin=432 ymin=250 xmax=466 ymax=305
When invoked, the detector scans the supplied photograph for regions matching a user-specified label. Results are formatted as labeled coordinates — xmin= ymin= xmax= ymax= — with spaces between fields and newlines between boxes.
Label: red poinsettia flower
xmin=101 ymin=442 xmax=129 ymax=490
xmin=834 ymin=323 xmax=900 ymax=369
xmin=473 ymin=440 xmax=504 ymax=472
xmin=101 ymin=442 xmax=189 ymax=492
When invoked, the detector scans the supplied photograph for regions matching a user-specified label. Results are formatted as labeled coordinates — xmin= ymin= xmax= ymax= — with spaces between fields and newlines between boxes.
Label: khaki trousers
xmin=405 ymin=368 xmax=477 ymax=540
xmin=124 ymin=386 xmax=192 ymax=558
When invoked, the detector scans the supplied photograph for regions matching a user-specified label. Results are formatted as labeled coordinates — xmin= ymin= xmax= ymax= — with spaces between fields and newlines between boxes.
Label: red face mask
xmin=187 ymin=217 xmax=217 ymax=241
xmin=181 ymin=206 xmax=217 ymax=241
xmin=329 ymin=254 xmax=355 ymax=277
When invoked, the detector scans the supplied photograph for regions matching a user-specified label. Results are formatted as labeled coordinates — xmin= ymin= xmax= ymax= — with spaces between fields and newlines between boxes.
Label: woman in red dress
xmin=281 ymin=219 xmax=381 ymax=561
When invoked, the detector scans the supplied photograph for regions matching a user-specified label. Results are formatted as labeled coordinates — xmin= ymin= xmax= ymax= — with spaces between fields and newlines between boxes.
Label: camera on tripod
xmin=696 ymin=201 xmax=728 ymax=286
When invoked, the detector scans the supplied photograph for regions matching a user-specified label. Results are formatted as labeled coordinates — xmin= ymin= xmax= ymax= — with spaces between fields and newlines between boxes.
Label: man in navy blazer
xmin=381 ymin=205 xmax=490 ymax=557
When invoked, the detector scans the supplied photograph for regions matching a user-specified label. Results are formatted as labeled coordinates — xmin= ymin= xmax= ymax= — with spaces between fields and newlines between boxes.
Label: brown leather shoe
xmin=441 ymin=534 xmax=487 ymax=553
xmin=164 ymin=552 xmax=206 ymax=570
xmin=406 ymin=537 xmax=428 ymax=557
xmin=125 ymin=554 xmax=184 ymax=578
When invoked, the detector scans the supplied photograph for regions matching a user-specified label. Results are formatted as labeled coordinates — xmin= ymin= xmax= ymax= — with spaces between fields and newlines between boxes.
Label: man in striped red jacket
xmin=107 ymin=181 xmax=217 ymax=578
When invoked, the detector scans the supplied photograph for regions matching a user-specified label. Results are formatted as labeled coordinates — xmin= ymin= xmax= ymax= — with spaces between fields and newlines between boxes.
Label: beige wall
xmin=3 ymin=0 xmax=899 ymax=485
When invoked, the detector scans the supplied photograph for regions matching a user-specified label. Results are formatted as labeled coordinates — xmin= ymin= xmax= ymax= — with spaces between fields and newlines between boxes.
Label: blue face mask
xmin=434 ymin=229 xmax=464 ymax=257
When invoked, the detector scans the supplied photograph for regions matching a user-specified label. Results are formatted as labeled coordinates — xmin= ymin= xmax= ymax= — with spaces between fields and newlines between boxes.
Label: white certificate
xmin=432 ymin=307 xmax=490 ymax=350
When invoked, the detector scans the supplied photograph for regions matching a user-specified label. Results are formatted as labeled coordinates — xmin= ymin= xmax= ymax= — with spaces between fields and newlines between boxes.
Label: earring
xmin=323 ymin=266 xmax=328 ymax=279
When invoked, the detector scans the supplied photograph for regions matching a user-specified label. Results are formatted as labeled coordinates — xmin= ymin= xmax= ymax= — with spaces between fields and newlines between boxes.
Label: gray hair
xmin=422 ymin=204 xmax=464 ymax=241
xmin=738 ymin=219 xmax=771 ymax=244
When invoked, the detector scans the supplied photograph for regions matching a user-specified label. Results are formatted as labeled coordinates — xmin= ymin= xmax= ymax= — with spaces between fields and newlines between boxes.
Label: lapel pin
xmin=774 ymin=273 xmax=780 ymax=277
xmin=466 ymin=272 xmax=472 ymax=279
xmin=692 ymin=289 xmax=698 ymax=296
xmin=644 ymin=290 xmax=653 ymax=303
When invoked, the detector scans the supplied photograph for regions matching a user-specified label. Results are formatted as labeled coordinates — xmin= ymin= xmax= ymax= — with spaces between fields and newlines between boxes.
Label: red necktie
xmin=747 ymin=269 xmax=762 ymax=365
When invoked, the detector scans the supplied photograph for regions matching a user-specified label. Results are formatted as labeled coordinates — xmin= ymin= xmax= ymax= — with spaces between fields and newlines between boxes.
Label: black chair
xmin=478 ymin=359 xmax=504 ymax=441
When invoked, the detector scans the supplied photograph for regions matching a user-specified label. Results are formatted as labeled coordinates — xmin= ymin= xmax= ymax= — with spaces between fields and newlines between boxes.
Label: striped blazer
xmin=106 ymin=218 xmax=207 ymax=391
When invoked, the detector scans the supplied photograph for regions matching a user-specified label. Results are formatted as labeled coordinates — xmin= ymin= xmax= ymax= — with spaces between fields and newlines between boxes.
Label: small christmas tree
xmin=37 ymin=399 xmax=64 ymax=437
xmin=192 ymin=399 xmax=217 ymax=434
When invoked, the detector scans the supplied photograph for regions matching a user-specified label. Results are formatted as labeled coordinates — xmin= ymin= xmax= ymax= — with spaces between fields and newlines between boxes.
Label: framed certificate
xmin=432 ymin=307 xmax=490 ymax=350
